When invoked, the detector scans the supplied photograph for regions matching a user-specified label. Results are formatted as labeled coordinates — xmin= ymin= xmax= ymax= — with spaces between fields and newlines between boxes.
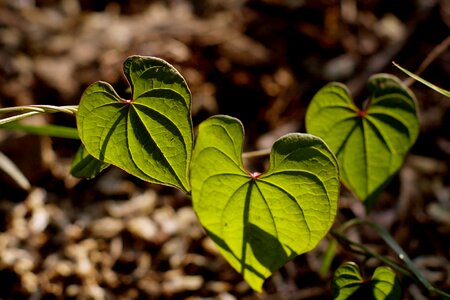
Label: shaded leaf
xmin=77 ymin=55 xmax=193 ymax=192
xmin=190 ymin=115 xmax=340 ymax=291
xmin=70 ymin=144 xmax=110 ymax=179
xmin=306 ymin=74 xmax=419 ymax=205
xmin=332 ymin=262 xmax=401 ymax=300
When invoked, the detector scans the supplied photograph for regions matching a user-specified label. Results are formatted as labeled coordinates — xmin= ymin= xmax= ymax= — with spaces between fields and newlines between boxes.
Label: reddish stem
xmin=357 ymin=109 xmax=367 ymax=118
xmin=249 ymin=172 xmax=261 ymax=180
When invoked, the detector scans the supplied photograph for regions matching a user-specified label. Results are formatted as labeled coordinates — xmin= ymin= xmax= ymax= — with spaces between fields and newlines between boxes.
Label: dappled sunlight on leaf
xmin=306 ymin=74 xmax=419 ymax=205
xmin=77 ymin=56 xmax=193 ymax=192
xmin=190 ymin=115 xmax=340 ymax=291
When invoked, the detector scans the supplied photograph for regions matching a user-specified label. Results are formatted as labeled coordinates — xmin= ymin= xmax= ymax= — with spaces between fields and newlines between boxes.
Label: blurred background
xmin=0 ymin=0 xmax=449 ymax=299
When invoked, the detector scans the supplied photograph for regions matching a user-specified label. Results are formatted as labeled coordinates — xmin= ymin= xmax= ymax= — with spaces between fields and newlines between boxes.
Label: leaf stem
xmin=242 ymin=148 xmax=271 ymax=159
xmin=399 ymin=35 xmax=450 ymax=88
xmin=330 ymin=229 xmax=412 ymax=279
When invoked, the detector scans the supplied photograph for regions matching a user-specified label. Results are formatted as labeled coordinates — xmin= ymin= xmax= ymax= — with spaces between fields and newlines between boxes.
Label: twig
xmin=403 ymin=35 xmax=450 ymax=87
xmin=242 ymin=148 xmax=271 ymax=159
xmin=345 ymin=1 xmax=437 ymax=97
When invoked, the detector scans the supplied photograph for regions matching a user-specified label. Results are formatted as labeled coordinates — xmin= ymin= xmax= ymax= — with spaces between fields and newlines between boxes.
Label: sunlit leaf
xmin=77 ymin=55 xmax=193 ymax=192
xmin=306 ymin=74 xmax=419 ymax=205
xmin=190 ymin=115 xmax=340 ymax=291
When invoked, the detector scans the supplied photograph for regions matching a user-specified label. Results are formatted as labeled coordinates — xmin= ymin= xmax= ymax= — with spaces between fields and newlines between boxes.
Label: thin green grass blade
xmin=393 ymin=62 xmax=450 ymax=98
xmin=1 ymin=122 xmax=79 ymax=139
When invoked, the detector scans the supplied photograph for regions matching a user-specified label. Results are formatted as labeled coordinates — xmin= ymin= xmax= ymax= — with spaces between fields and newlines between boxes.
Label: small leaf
xmin=306 ymin=74 xmax=419 ymax=204
xmin=70 ymin=144 xmax=110 ymax=179
xmin=332 ymin=262 xmax=363 ymax=299
xmin=190 ymin=115 xmax=340 ymax=291
xmin=77 ymin=56 xmax=193 ymax=192
xmin=371 ymin=267 xmax=402 ymax=300
xmin=332 ymin=262 xmax=401 ymax=300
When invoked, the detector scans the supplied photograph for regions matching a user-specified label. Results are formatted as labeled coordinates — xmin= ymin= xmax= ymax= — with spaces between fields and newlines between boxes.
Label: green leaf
xmin=190 ymin=115 xmax=340 ymax=291
xmin=70 ymin=144 xmax=110 ymax=179
xmin=77 ymin=55 xmax=193 ymax=192
xmin=305 ymin=74 xmax=419 ymax=205
xmin=332 ymin=262 xmax=401 ymax=300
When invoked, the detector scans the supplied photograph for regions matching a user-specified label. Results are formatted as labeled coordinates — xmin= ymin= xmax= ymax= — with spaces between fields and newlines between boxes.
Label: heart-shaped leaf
xmin=305 ymin=74 xmax=419 ymax=205
xmin=77 ymin=56 xmax=192 ymax=192
xmin=190 ymin=115 xmax=340 ymax=291
xmin=332 ymin=262 xmax=401 ymax=300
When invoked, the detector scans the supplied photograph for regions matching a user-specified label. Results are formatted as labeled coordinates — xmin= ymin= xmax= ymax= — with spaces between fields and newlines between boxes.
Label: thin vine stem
xmin=0 ymin=105 xmax=78 ymax=115
xmin=402 ymin=35 xmax=450 ymax=88
xmin=0 ymin=105 xmax=78 ymax=126
xmin=0 ymin=111 xmax=43 ymax=126
xmin=242 ymin=148 xmax=271 ymax=159
xmin=330 ymin=229 xmax=413 ymax=279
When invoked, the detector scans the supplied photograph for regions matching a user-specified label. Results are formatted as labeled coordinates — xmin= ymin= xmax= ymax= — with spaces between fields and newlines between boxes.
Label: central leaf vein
xmin=130 ymin=107 xmax=183 ymax=187
xmin=257 ymin=179 xmax=312 ymax=247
